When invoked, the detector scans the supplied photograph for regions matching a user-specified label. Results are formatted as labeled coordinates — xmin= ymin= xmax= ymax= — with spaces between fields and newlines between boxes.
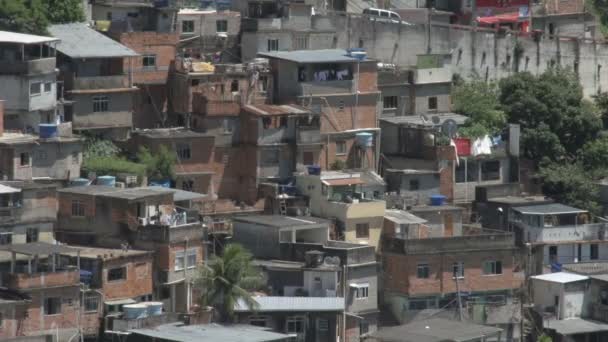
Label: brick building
xmin=260 ymin=49 xmax=381 ymax=171
xmin=55 ymin=186 xmax=204 ymax=314
xmin=382 ymin=218 xmax=522 ymax=323
xmin=91 ymin=0 xmax=180 ymax=129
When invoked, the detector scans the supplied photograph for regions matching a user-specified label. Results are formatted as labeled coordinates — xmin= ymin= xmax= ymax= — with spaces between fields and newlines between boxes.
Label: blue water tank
xmin=39 ymin=124 xmax=58 ymax=139
xmin=123 ymin=304 xmax=148 ymax=319
xmin=307 ymin=165 xmax=321 ymax=176
xmin=430 ymin=194 xmax=446 ymax=206
xmin=356 ymin=132 xmax=373 ymax=148
xmin=97 ymin=175 xmax=116 ymax=187
xmin=70 ymin=178 xmax=91 ymax=187
xmin=144 ymin=302 xmax=164 ymax=316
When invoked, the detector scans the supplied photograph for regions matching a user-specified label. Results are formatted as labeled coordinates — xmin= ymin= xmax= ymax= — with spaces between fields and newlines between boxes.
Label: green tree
xmin=580 ymin=135 xmax=608 ymax=169
xmin=137 ymin=145 xmax=176 ymax=181
xmin=588 ymin=0 xmax=608 ymax=36
xmin=194 ymin=244 xmax=262 ymax=322
xmin=452 ymin=78 xmax=506 ymax=137
xmin=44 ymin=0 xmax=85 ymax=24
xmin=83 ymin=137 xmax=120 ymax=159
xmin=538 ymin=162 xmax=601 ymax=215
xmin=593 ymin=91 xmax=608 ymax=128
xmin=0 ymin=0 xmax=48 ymax=35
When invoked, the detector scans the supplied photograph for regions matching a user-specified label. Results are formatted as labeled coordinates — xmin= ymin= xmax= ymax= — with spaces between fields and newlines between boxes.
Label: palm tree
xmin=194 ymin=243 xmax=262 ymax=322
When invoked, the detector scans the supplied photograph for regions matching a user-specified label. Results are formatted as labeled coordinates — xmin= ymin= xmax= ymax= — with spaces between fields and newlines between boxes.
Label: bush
xmin=83 ymin=156 xmax=146 ymax=179
xmin=330 ymin=159 xmax=347 ymax=171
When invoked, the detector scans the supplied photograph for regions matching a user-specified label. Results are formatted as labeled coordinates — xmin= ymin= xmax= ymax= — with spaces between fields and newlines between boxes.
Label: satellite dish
xmin=431 ymin=115 xmax=441 ymax=125
xmin=441 ymin=119 xmax=458 ymax=138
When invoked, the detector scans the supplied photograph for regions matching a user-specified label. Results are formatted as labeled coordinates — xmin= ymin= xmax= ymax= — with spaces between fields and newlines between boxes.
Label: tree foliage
xmin=0 ymin=0 xmax=84 ymax=35
xmin=452 ymin=78 xmax=506 ymax=138
xmin=538 ymin=162 xmax=601 ymax=215
xmin=588 ymin=0 xmax=608 ymax=36
xmin=82 ymin=156 xmax=147 ymax=179
xmin=137 ymin=146 xmax=176 ymax=181
xmin=83 ymin=137 xmax=120 ymax=159
xmin=194 ymin=244 xmax=263 ymax=322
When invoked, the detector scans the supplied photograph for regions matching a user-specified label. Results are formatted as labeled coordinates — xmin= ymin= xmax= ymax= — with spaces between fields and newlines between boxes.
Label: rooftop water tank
xmin=356 ymin=132 xmax=373 ymax=148
xmin=144 ymin=302 xmax=164 ymax=316
xmin=39 ymin=124 xmax=58 ymax=139
xmin=430 ymin=195 xmax=446 ymax=206
xmin=123 ymin=304 xmax=148 ymax=320
xmin=97 ymin=175 xmax=116 ymax=187
xmin=347 ymin=48 xmax=367 ymax=61
xmin=70 ymin=178 xmax=91 ymax=187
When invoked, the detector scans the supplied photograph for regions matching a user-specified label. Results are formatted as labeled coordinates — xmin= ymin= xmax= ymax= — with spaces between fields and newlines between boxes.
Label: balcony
xmin=297 ymin=127 xmax=321 ymax=144
xmin=112 ymin=312 xmax=181 ymax=332
xmin=298 ymin=80 xmax=353 ymax=95
xmin=259 ymin=127 xmax=292 ymax=145
xmin=71 ymin=75 xmax=130 ymax=91
xmin=384 ymin=230 xmax=515 ymax=255
xmin=138 ymin=207 xmax=203 ymax=242
xmin=525 ymin=223 xmax=608 ymax=243
xmin=242 ymin=18 xmax=283 ymax=32
xmin=2 ymin=267 xmax=79 ymax=290
xmin=411 ymin=67 xmax=453 ymax=84
xmin=0 ymin=58 xmax=56 ymax=75
xmin=0 ymin=207 xmax=20 ymax=225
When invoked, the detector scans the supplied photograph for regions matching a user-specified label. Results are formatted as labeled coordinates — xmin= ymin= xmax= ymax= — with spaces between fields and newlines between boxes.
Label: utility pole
xmin=455 ymin=274 xmax=463 ymax=321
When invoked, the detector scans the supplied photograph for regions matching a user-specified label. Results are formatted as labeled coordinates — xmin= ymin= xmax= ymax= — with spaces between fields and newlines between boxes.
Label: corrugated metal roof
xmin=234 ymin=215 xmax=329 ymax=228
xmin=258 ymin=49 xmax=368 ymax=64
xmin=0 ymin=184 xmax=21 ymax=194
xmin=322 ymin=178 xmax=364 ymax=186
xmin=531 ymin=272 xmax=589 ymax=284
xmin=544 ymin=318 xmax=608 ymax=335
xmin=511 ymin=203 xmax=586 ymax=215
xmin=0 ymin=31 xmax=58 ymax=44
xmin=380 ymin=113 xmax=468 ymax=128
xmin=385 ymin=209 xmax=427 ymax=224
xmin=0 ymin=242 xmax=77 ymax=256
xmin=48 ymin=23 xmax=138 ymax=58
xmin=234 ymin=296 xmax=345 ymax=312
xmin=131 ymin=323 xmax=289 ymax=342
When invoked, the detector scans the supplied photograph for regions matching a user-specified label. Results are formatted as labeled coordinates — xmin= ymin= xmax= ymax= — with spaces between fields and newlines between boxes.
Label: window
xmin=360 ymin=320 xmax=369 ymax=334
xmin=182 ymin=180 xmax=194 ymax=192
xmin=72 ymin=151 xmax=79 ymax=165
xmin=93 ymin=95 xmax=109 ymax=112
xmin=176 ymin=143 xmax=191 ymax=160
xmin=0 ymin=232 xmax=12 ymax=245
xmin=44 ymin=82 xmax=52 ymax=93
xmin=417 ymin=263 xmax=429 ymax=279
xmin=483 ymin=261 xmax=503 ymax=275
xmin=36 ymin=150 xmax=48 ymax=161
xmin=216 ymin=20 xmax=228 ymax=33
xmin=30 ymin=82 xmax=41 ymax=96
xmin=591 ymin=244 xmax=599 ymax=260
xmin=175 ymin=250 xmax=185 ymax=271
xmin=142 ymin=55 xmax=156 ymax=69
xmin=20 ymin=152 xmax=30 ymax=166
xmin=187 ymin=249 xmax=197 ymax=269
xmin=107 ymin=267 xmax=126 ymax=281
xmin=355 ymin=283 xmax=369 ymax=299
xmin=249 ymin=315 xmax=268 ymax=327
xmin=294 ymin=35 xmax=308 ymax=50
xmin=336 ymin=140 xmax=347 ymax=155
xmin=230 ymin=79 xmax=239 ymax=92
xmin=182 ymin=20 xmax=194 ymax=33
xmin=409 ymin=179 xmax=420 ymax=191
xmin=356 ymin=223 xmax=369 ymax=239
xmin=549 ymin=245 xmax=558 ymax=262
xmin=286 ymin=316 xmax=305 ymax=334
xmin=383 ymin=96 xmax=398 ymax=109
xmin=84 ymin=294 xmax=99 ymax=312
xmin=26 ymin=228 xmax=38 ymax=243
xmin=44 ymin=297 xmax=61 ymax=315
xmin=267 ymin=39 xmax=279 ymax=51
xmin=481 ymin=160 xmax=501 ymax=181
xmin=71 ymin=200 xmax=85 ymax=217
xmin=452 ymin=262 xmax=464 ymax=279
xmin=279 ymin=116 xmax=288 ymax=128
xmin=428 ymin=96 xmax=438 ymax=110
xmin=338 ymin=100 xmax=345 ymax=110
xmin=259 ymin=75 xmax=268 ymax=92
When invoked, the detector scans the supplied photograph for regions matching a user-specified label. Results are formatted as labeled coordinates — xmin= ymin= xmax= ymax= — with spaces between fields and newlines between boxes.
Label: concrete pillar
xmin=27 ymin=256 xmax=32 ymax=274
xmin=10 ymin=252 xmax=15 ymax=273
xmin=52 ymin=253 xmax=56 ymax=272
xmin=171 ymin=284 xmax=176 ymax=312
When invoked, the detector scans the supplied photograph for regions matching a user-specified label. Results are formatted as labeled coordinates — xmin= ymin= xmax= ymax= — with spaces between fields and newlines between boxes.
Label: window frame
xmin=142 ymin=54 xmax=157 ymax=69
xmin=0 ymin=232 xmax=12 ymax=245
xmin=176 ymin=143 xmax=192 ymax=160
xmin=30 ymin=82 xmax=42 ymax=96
xmin=383 ymin=96 xmax=398 ymax=109
xmin=71 ymin=200 xmax=85 ymax=217
xmin=182 ymin=20 xmax=195 ymax=33
xmin=174 ymin=250 xmax=186 ymax=271
xmin=44 ymin=297 xmax=62 ymax=315
xmin=428 ymin=96 xmax=438 ymax=110
xmin=355 ymin=283 xmax=370 ymax=299
xmin=356 ymin=223 xmax=370 ymax=239
xmin=20 ymin=152 xmax=30 ymax=167
xmin=93 ymin=95 xmax=109 ymax=113
xmin=452 ymin=261 xmax=465 ymax=279
xmin=84 ymin=294 xmax=99 ymax=313
xmin=44 ymin=82 xmax=52 ymax=93
xmin=482 ymin=260 xmax=503 ymax=276
xmin=416 ymin=263 xmax=430 ymax=279
xmin=26 ymin=228 xmax=39 ymax=243
xmin=186 ymin=248 xmax=197 ymax=269
xmin=267 ymin=39 xmax=279 ymax=52
xmin=481 ymin=160 xmax=501 ymax=181
xmin=286 ymin=316 xmax=305 ymax=334
xmin=216 ymin=19 xmax=228 ymax=33
xmin=336 ymin=140 xmax=347 ymax=155
xmin=107 ymin=267 xmax=127 ymax=282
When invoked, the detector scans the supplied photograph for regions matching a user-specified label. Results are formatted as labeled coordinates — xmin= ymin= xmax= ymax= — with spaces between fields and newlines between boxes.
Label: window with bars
xmin=452 ymin=262 xmax=464 ymax=279
xmin=216 ymin=20 xmax=228 ymax=33
xmin=71 ymin=200 xmax=85 ymax=217
xmin=182 ymin=20 xmax=194 ymax=33
xmin=356 ymin=223 xmax=369 ymax=238
xmin=176 ymin=143 xmax=191 ymax=160
xmin=142 ymin=55 xmax=156 ymax=69
xmin=267 ymin=39 xmax=279 ymax=51
xmin=383 ymin=96 xmax=398 ymax=109
xmin=483 ymin=260 xmax=503 ymax=275
xmin=84 ymin=294 xmax=99 ymax=312
xmin=93 ymin=95 xmax=109 ymax=112
xmin=417 ymin=263 xmax=429 ymax=279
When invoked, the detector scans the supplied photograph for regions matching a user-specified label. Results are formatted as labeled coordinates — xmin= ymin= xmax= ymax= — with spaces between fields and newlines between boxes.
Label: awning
xmin=0 ymin=184 xmax=21 ymax=194
xmin=104 ymin=298 xmax=136 ymax=306
xmin=322 ymin=178 xmax=364 ymax=186
xmin=477 ymin=13 xmax=520 ymax=25
xmin=349 ymin=283 xmax=363 ymax=289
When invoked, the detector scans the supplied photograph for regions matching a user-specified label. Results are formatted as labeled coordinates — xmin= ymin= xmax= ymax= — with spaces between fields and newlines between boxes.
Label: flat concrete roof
xmin=380 ymin=113 xmax=468 ymax=128
xmin=531 ymin=272 xmax=589 ymax=284
xmin=242 ymin=104 xmax=310 ymax=116
xmin=410 ymin=205 xmax=463 ymax=213
xmin=0 ymin=242 xmax=77 ymax=256
xmin=49 ymin=23 xmax=138 ymax=58
xmin=512 ymin=203 xmax=587 ymax=215
xmin=544 ymin=318 xmax=608 ymax=336
xmin=487 ymin=196 xmax=552 ymax=205
xmin=59 ymin=185 xmax=175 ymax=201
xmin=63 ymin=246 xmax=152 ymax=260
xmin=234 ymin=215 xmax=329 ymax=228
xmin=368 ymin=318 xmax=502 ymax=342
xmin=385 ymin=209 xmax=427 ymax=224
xmin=131 ymin=323 xmax=289 ymax=342
xmin=235 ymin=296 xmax=345 ymax=312
xmin=258 ymin=49 xmax=371 ymax=64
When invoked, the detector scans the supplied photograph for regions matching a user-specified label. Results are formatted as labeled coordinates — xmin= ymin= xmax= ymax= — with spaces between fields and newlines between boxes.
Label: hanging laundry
xmin=472 ymin=135 xmax=492 ymax=156
xmin=450 ymin=139 xmax=459 ymax=166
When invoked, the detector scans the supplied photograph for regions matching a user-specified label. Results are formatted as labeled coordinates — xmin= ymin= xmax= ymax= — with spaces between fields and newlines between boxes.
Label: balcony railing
xmin=526 ymin=223 xmax=608 ymax=243
xmin=0 ymin=58 xmax=56 ymax=75
xmin=2 ymin=267 xmax=79 ymax=290
xmin=297 ymin=127 xmax=321 ymax=144
xmin=71 ymin=75 xmax=130 ymax=90
xmin=298 ymin=80 xmax=353 ymax=95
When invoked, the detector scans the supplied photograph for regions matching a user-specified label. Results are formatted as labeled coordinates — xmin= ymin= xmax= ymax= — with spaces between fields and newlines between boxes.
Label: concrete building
xmin=377 ymin=57 xmax=452 ymax=117
xmin=55 ymin=186 xmax=204 ymax=314
xmin=532 ymin=0 xmax=597 ymax=38
xmin=0 ymin=31 xmax=60 ymax=132
xmin=232 ymin=215 xmax=379 ymax=341
xmin=0 ymin=243 xmax=95 ymax=342
xmin=383 ymin=224 xmax=521 ymax=324
xmin=49 ymin=23 xmax=139 ymax=141
xmin=260 ymin=49 xmax=381 ymax=171
xmin=509 ymin=203 xmax=608 ymax=276
xmin=364 ymin=318 xmax=503 ymax=342
xmin=295 ymin=170 xmax=386 ymax=249
xmin=177 ymin=8 xmax=241 ymax=61
xmin=91 ymin=0 xmax=180 ymax=129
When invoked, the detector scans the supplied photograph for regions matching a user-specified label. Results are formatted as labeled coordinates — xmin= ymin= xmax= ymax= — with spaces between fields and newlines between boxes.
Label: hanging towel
xmin=472 ymin=135 xmax=493 ymax=156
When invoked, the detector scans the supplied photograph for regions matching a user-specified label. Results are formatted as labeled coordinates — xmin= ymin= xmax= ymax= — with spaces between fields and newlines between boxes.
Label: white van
xmin=363 ymin=8 xmax=401 ymax=22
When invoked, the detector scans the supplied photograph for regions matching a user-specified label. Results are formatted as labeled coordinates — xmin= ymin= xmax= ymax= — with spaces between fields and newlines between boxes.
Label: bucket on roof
xmin=39 ymin=124 xmax=58 ymax=139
